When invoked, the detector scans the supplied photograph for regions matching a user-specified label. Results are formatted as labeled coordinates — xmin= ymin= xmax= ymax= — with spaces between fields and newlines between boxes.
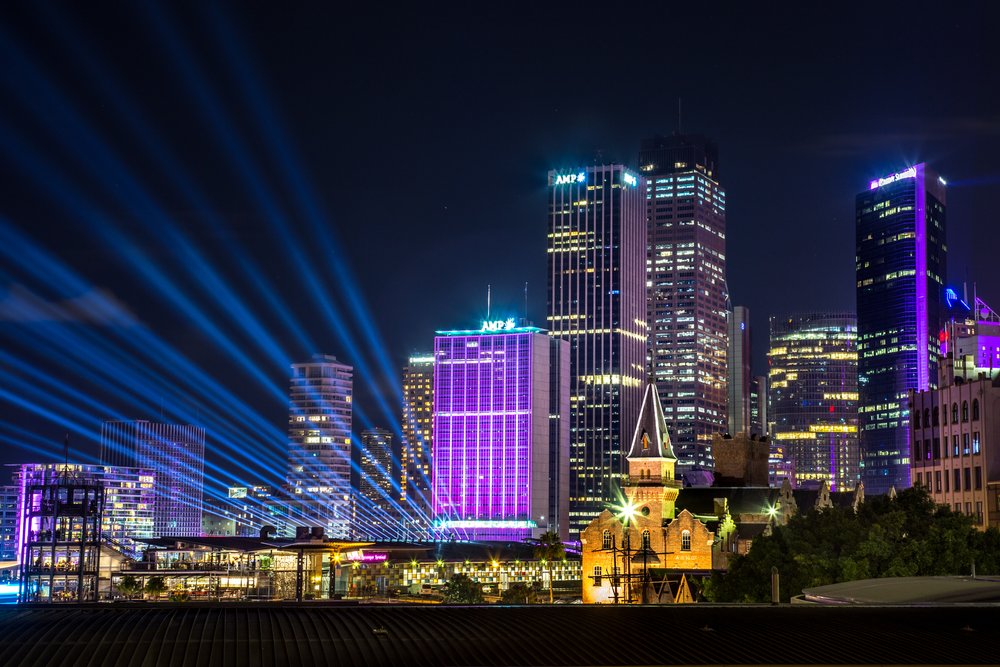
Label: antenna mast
xmin=487 ymin=284 xmax=491 ymax=320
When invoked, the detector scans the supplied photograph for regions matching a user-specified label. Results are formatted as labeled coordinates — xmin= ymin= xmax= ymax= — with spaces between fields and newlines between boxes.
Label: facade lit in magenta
xmin=432 ymin=322 xmax=569 ymax=541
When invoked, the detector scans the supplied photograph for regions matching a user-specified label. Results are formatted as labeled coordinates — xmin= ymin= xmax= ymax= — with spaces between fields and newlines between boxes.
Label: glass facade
xmin=641 ymin=135 xmax=728 ymax=470
xmin=400 ymin=354 xmax=434 ymax=533
xmin=769 ymin=314 xmax=859 ymax=491
xmin=547 ymin=165 xmax=647 ymax=535
xmin=100 ymin=421 xmax=204 ymax=537
xmin=856 ymin=164 xmax=947 ymax=493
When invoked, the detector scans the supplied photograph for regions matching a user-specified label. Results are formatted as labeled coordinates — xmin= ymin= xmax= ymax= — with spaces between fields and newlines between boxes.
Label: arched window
xmin=601 ymin=530 xmax=611 ymax=550
xmin=914 ymin=411 xmax=921 ymax=429
xmin=973 ymin=399 xmax=980 ymax=421
xmin=641 ymin=530 xmax=650 ymax=551
xmin=913 ymin=440 xmax=921 ymax=460
xmin=952 ymin=403 xmax=959 ymax=424
xmin=933 ymin=407 xmax=940 ymax=426
xmin=681 ymin=530 xmax=691 ymax=551
xmin=962 ymin=401 xmax=969 ymax=422
xmin=924 ymin=408 xmax=931 ymax=427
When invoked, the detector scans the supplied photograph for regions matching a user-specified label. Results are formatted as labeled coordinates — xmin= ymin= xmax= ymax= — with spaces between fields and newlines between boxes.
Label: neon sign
xmin=869 ymin=166 xmax=917 ymax=190
xmin=482 ymin=318 xmax=517 ymax=332
xmin=554 ymin=172 xmax=586 ymax=185
xmin=344 ymin=550 xmax=388 ymax=563
xmin=622 ymin=172 xmax=637 ymax=187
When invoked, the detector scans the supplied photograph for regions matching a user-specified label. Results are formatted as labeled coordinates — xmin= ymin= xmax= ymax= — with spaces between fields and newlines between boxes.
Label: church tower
xmin=625 ymin=378 xmax=680 ymax=525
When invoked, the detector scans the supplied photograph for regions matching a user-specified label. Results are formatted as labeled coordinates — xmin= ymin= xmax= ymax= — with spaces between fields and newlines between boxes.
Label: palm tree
xmin=532 ymin=531 xmax=565 ymax=604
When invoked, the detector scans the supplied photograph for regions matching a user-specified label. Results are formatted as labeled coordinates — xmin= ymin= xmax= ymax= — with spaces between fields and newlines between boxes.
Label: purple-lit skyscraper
xmin=432 ymin=321 xmax=569 ymax=541
xmin=857 ymin=163 xmax=947 ymax=494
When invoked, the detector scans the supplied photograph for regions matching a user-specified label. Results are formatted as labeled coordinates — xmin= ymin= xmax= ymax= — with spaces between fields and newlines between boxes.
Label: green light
xmin=614 ymin=498 xmax=640 ymax=525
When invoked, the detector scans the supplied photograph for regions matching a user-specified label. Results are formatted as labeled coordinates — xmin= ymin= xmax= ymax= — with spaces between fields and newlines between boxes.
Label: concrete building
xmin=547 ymin=164 xmax=647 ymax=534
xmin=642 ymin=134 xmax=728 ymax=471
xmin=911 ymin=295 xmax=1000 ymax=527
xmin=728 ymin=306 xmax=752 ymax=436
xmin=101 ymin=420 xmax=204 ymax=537
xmin=432 ymin=320 xmax=569 ymax=540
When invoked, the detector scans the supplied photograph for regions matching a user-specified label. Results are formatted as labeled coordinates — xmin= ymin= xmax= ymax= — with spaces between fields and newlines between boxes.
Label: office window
xmin=963 ymin=433 xmax=970 ymax=456
xmin=935 ymin=471 xmax=941 ymax=492
xmin=966 ymin=502 xmax=972 ymax=516
xmin=593 ymin=566 xmax=602 ymax=586
xmin=972 ymin=399 xmax=980 ymax=420
xmin=602 ymin=530 xmax=611 ymax=550
xmin=975 ymin=466 xmax=982 ymax=491
xmin=962 ymin=401 xmax=969 ymax=422
xmin=914 ymin=411 xmax=921 ymax=429
xmin=944 ymin=471 xmax=949 ymax=492
xmin=973 ymin=432 xmax=981 ymax=455
xmin=681 ymin=530 xmax=691 ymax=551
xmin=953 ymin=435 xmax=960 ymax=457
xmin=954 ymin=469 xmax=961 ymax=491
xmin=976 ymin=501 xmax=983 ymax=525
xmin=926 ymin=440 xmax=932 ymax=460
xmin=915 ymin=472 xmax=922 ymax=487
xmin=934 ymin=439 xmax=941 ymax=459
xmin=952 ymin=403 xmax=959 ymax=424
xmin=933 ymin=408 xmax=940 ymax=426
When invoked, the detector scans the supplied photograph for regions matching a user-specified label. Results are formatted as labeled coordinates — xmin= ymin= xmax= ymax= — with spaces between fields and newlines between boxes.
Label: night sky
xmin=1 ymin=2 xmax=998 ymax=493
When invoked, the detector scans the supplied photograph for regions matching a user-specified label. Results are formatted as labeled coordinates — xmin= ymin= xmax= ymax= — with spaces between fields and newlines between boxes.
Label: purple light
xmin=914 ymin=164 xmax=929 ymax=391
xmin=432 ymin=329 xmax=540 ymax=539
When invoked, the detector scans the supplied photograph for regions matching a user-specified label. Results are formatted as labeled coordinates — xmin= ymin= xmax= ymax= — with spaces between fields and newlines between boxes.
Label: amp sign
xmin=553 ymin=172 xmax=586 ymax=185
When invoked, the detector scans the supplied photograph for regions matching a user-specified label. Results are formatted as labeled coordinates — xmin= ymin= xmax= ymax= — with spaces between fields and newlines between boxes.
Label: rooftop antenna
xmin=523 ymin=281 xmax=529 ymax=322
xmin=487 ymin=284 xmax=491 ymax=320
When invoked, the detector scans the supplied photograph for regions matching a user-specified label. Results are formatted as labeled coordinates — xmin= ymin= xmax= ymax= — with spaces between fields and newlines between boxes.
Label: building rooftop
xmin=1 ymin=604 xmax=998 ymax=666
xmin=800 ymin=576 xmax=1000 ymax=604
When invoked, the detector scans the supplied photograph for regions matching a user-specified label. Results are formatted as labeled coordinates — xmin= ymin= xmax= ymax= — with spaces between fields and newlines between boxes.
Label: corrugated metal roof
xmin=1 ymin=603 xmax=998 ymax=666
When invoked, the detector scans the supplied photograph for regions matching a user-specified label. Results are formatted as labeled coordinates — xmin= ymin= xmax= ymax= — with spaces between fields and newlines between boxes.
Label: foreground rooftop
xmin=1 ymin=603 xmax=998 ymax=666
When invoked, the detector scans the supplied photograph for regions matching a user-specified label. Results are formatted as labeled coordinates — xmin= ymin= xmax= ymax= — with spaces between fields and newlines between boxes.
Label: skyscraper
xmin=857 ymin=164 xmax=947 ymax=493
xmin=356 ymin=427 xmax=399 ymax=539
xmin=641 ymin=133 xmax=728 ymax=470
xmin=769 ymin=313 xmax=859 ymax=491
xmin=400 ymin=354 xmax=434 ymax=531
xmin=285 ymin=354 xmax=353 ymax=537
xmin=728 ymin=305 xmax=752 ymax=435
xmin=432 ymin=320 xmax=569 ymax=540
xmin=101 ymin=420 xmax=204 ymax=537
xmin=547 ymin=164 xmax=647 ymax=535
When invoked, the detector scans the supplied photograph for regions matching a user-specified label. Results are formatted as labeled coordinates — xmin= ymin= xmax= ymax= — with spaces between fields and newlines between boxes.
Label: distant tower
xmin=400 ymin=354 xmax=434 ymax=534
xmin=769 ymin=313 xmax=859 ymax=491
xmin=101 ymin=420 xmax=204 ymax=537
xmin=727 ymin=306 xmax=752 ymax=435
xmin=857 ymin=164 xmax=947 ymax=493
xmin=547 ymin=164 xmax=647 ymax=535
xmin=356 ymin=427 xmax=397 ymax=539
xmin=285 ymin=354 xmax=353 ymax=538
xmin=641 ymin=133 xmax=728 ymax=471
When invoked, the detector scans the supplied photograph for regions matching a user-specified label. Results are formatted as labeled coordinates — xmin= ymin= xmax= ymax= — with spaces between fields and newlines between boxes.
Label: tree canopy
xmin=705 ymin=486 xmax=1000 ymax=602
xmin=441 ymin=574 xmax=484 ymax=604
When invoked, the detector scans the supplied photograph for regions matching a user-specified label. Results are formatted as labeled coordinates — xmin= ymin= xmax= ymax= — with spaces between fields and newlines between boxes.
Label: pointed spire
xmin=628 ymin=377 xmax=676 ymax=460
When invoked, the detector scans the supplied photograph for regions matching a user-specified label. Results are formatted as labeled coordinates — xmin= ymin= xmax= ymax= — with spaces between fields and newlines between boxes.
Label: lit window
xmin=681 ymin=530 xmax=691 ymax=551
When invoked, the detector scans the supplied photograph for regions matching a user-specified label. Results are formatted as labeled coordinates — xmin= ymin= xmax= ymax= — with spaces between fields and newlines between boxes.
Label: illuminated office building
xmin=728 ymin=306 xmax=752 ymax=435
xmin=100 ymin=420 xmax=204 ymax=537
xmin=750 ymin=375 xmax=767 ymax=436
xmin=641 ymin=134 xmax=728 ymax=470
xmin=12 ymin=463 xmax=155 ymax=559
xmin=547 ymin=164 xmax=647 ymax=534
xmin=432 ymin=321 xmax=569 ymax=540
xmin=285 ymin=354 xmax=353 ymax=538
xmin=857 ymin=164 xmax=947 ymax=493
xmin=1 ymin=485 xmax=19 ymax=562
xmin=769 ymin=314 xmax=859 ymax=491
xmin=400 ymin=354 xmax=434 ymax=530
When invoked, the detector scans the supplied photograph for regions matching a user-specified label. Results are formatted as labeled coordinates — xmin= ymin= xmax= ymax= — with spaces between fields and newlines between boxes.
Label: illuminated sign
xmin=554 ymin=172 xmax=586 ymax=185
xmin=482 ymin=318 xmax=517 ymax=332
xmin=869 ymin=166 xmax=917 ymax=190
xmin=344 ymin=550 xmax=388 ymax=563
xmin=622 ymin=172 xmax=637 ymax=187
xmin=228 ymin=487 xmax=247 ymax=499
xmin=435 ymin=519 xmax=539 ymax=529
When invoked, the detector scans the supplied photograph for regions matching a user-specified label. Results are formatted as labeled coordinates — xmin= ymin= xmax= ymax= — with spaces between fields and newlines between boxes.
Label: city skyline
xmin=0 ymin=3 xmax=997 ymax=510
